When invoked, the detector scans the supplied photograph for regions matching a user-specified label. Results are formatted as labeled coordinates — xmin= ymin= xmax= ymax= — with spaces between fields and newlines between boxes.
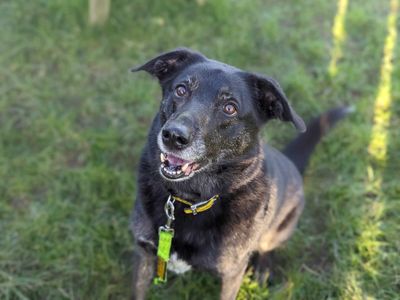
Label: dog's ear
xmin=244 ymin=73 xmax=306 ymax=132
xmin=131 ymin=48 xmax=205 ymax=82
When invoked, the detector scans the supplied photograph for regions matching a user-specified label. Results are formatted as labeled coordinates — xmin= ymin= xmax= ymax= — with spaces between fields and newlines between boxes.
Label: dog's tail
xmin=283 ymin=105 xmax=354 ymax=175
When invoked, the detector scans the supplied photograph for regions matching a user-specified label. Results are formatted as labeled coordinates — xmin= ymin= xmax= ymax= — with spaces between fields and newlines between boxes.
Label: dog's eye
xmin=223 ymin=103 xmax=238 ymax=116
xmin=175 ymin=85 xmax=187 ymax=97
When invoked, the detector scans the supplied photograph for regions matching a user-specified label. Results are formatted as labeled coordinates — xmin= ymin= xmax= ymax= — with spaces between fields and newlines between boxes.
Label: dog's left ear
xmin=130 ymin=48 xmax=205 ymax=83
xmin=244 ymin=73 xmax=306 ymax=132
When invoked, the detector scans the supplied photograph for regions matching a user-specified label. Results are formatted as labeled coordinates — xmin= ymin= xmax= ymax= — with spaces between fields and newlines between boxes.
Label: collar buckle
xmin=190 ymin=205 xmax=198 ymax=215
xmin=190 ymin=199 xmax=214 ymax=215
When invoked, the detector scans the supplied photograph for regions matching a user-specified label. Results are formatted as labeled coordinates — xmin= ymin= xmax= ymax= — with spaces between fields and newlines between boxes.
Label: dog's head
xmin=132 ymin=48 xmax=306 ymax=182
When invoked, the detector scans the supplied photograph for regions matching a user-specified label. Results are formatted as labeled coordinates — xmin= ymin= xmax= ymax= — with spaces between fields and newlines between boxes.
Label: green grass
xmin=1 ymin=0 xmax=399 ymax=299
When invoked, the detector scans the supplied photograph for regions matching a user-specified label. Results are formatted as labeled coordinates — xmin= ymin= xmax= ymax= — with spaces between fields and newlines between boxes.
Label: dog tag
xmin=154 ymin=226 xmax=174 ymax=284
xmin=154 ymin=258 xmax=167 ymax=284
xmin=157 ymin=227 xmax=174 ymax=261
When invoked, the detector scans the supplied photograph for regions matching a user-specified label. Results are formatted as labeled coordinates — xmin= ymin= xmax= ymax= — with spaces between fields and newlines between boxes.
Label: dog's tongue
xmin=167 ymin=154 xmax=188 ymax=166
xmin=184 ymin=163 xmax=199 ymax=176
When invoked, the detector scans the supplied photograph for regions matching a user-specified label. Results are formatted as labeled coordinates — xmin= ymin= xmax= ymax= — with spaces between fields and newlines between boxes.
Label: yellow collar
xmin=171 ymin=195 xmax=219 ymax=215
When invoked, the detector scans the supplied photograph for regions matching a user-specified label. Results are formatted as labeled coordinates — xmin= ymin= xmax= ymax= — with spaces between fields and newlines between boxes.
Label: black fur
xmin=130 ymin=48 xmax=349 ymax=300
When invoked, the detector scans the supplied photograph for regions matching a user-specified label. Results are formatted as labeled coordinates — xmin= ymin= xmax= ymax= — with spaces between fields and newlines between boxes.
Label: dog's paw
xmin=251 ymin=251 xmax=276 ymax=287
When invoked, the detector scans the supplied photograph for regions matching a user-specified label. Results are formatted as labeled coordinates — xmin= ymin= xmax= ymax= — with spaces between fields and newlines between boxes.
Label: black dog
xmin=130 ymin=48 xmax=349 ymax=300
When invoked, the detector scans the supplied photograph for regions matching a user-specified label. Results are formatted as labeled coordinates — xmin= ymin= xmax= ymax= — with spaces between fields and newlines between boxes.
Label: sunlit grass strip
xmin=367 ymin=0 xmax=398 ymax=173
xmin=353 ymin=0 xmax=398 ymax=294
xmin=343 ymin=1 xmax=398 ymax=297
xmin=364 ymin=0 xmax=398 ymax=260
xmin=328 ymin=0 xmax=349 ymax=77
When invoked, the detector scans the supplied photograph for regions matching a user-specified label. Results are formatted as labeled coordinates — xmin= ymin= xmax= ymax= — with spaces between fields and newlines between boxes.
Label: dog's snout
xmin=162 ymin=125 xmax=192 ymax=150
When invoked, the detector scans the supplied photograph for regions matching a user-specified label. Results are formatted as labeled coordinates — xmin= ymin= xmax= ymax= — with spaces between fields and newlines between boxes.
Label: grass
xmin=0 ymin=0 xmax=399 ymax=299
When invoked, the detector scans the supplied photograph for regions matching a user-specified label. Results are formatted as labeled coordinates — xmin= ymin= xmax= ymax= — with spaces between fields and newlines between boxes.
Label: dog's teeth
xmin=177 ymin=170 xmax=182 ymax=174
xmin=181 ymin=163 xmax=190 ymax=172
xmin=160 ymin=153 xmax=166 ymax=162
xmin=184 ymin=166 xmax=192 ymax=176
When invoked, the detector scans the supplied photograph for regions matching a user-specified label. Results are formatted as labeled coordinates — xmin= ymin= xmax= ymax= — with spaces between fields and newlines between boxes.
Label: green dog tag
xmin=157 ymin=227 xmax=174 ymax=261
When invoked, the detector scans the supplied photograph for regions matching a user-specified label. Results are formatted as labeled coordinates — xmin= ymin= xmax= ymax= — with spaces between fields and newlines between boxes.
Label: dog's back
xmin=257 ymin=106 xmax=352 ymax=253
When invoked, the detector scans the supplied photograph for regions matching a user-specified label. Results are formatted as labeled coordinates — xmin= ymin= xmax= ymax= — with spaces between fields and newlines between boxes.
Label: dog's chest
xmin=168 ymin=223 xmax=221 ymax=271
xmin=167 ymin=252 xmax=192 ymax=274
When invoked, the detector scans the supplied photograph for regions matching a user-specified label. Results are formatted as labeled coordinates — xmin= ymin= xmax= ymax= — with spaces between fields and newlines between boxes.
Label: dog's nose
xmin=162 ymin=125 xmax=191 ymax=150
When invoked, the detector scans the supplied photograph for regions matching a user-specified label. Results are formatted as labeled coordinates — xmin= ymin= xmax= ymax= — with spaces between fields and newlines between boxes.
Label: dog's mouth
xmin=160 ymin=152 xmax=202 ymax=180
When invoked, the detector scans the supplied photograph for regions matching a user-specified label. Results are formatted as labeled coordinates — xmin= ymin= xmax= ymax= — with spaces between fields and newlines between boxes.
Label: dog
xmin=130 ymin=48 xmax=350 ymax=300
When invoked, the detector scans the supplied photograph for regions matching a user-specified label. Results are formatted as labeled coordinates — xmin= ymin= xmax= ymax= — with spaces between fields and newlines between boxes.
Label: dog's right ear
xmin=130 ymin=48 xmax=205 ymax=83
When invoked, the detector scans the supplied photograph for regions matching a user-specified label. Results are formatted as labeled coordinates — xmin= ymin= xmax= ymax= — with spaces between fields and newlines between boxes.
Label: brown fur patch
xmin=319 ymin=113 xmax=330 ymax=135
xmin=277 ymin=207 xmax=297 ymax=232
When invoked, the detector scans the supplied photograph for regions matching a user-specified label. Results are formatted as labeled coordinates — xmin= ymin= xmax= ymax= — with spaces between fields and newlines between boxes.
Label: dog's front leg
xmin=220 ymin=263 xmax=247 ymax=300
xmin=131 ymin=248 xmax=156 ymax=300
